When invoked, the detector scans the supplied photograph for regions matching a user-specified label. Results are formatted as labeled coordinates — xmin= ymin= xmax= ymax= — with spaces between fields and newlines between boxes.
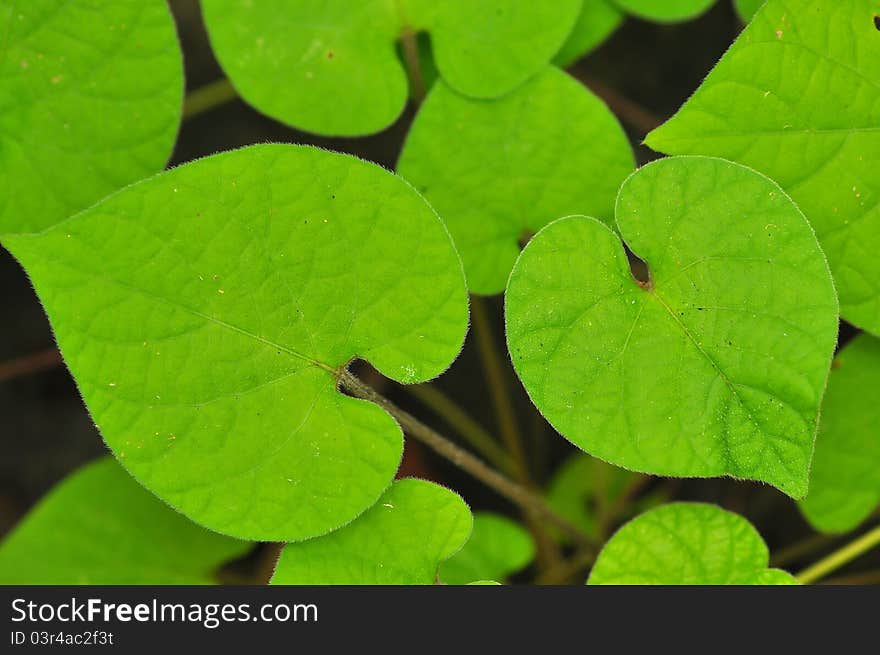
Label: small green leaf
xmin=398 ymin=66 xmax=633 ymax=295
xmin=0 ymin=0 xmax=182 ymax=233
xmin=800 ymin=335 xmax=880 ymax=533
xmin=588 ymin=503 xmax=798 ymax=584
xmin=439 ymin=512 xmax=535 ymax=585
xmin=201 ymin=0 xmax=580 ymax=136
xmin=733 ymin=0 xmax=765 ymax=21
xmin=647 ymin=0 xmax=880 ymax=334
xmin=554 ymin=0 xmax=625 ymax=66
xmin=506 ymin=156 xmax=838 ymax=498
xmin=271 ymin=479 xmax=472 ymax=585
xmin=613 ymin=0 xmax=716 ymax=23
xmin=547 ymin=453 xmax=661 ymax=540
xmin=2 ymin=144 xmax=469 ymax=542
xmin=0 ymin=457 xmax=249 ymax=584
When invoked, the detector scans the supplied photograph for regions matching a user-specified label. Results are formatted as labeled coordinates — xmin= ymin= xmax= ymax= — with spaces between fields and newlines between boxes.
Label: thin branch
xmin=570 ymin=71 xmax=663 ymax=137
xmin=182 ymin=78 xmax=238 ymax=119
xmin=534 ymin=547 xmax=596 ymax=585
xmin=0 ymin=347 xmax=62 ymax=383
xmin=338 ymin=369 xmax=593 ymax=548
xmin=770 ymin=533 xmax=835 ymax=568
xmin=796 ymin=524 xmax=880 ymax=585
xmin=405 ymin=383 xmax=514 ymax=475
xmin=400 ymin=27 xmax=425 ymax=105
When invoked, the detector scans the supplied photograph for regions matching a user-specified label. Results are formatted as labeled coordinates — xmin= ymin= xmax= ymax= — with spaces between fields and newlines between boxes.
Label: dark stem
xmin=337 ymin=369 xmax=593 ymax=548
xmin=400 ymin=27 xmax=426 ymax=105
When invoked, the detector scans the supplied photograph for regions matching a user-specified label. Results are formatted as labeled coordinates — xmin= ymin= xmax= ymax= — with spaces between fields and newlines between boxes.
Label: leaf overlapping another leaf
xmin=648 ymin=0 xmax=880 ymax=334
xmin=271 ymin=479 xmax=472 ymax=585
xmin=506 ymin=156 xmax=838 ymax=497
xmin=1 ymin=144 xmax=470 ymax=542
xmin=200 ymin=0 xmax=581 ymax=136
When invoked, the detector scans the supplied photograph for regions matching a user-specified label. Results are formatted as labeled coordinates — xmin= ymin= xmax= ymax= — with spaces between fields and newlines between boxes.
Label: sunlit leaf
xmin=2 ymin=144 xmax=469 ymax=542
xmin=398 ymin=66 xmax=633 ymax=294
xmin=648 ymin=0 xmax=880 ymax=334
xmin=271 ymin=479 xmax=472 ymax=585
xmin=588 ymin=502 xmax=798 ymax=584
xmin=506 ymin=156 xmax=838 ymax=497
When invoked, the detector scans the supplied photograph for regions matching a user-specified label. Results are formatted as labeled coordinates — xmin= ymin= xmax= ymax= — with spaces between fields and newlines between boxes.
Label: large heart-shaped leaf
xmin=588 ymin=503 xmax=797 ymax=584
xmin=2 ymin=144 xmax=469 ymax=542
xmin=0 ymin=0 xmax=182 ymax=233
xmin=505 ymin=156 xmax=838 ymax=497
xmin=398 ymin=66 xmax=633 ymax=295
xmin=200 ymin=0 xmax=580 ymax=136
xmin=270 ymin=479 xmax=471 ymax=585
xmin=0 ymin=457 xmax=250 ymax=584
xmin=554 ymin=0 xmax=625 ymax=66
xmin=800 ymin=335 xmax=880 ymax=533
xmin=647 ymin=0 xmax=880 ymax=334
xmin=613 ymin=0 xmax=716 ymax=23
xmin=439 ymin=512 xmax=534 ymax=585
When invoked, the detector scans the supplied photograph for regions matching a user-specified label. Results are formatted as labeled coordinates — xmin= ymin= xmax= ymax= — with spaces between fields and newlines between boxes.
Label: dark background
xmin=0 ymin=0 xmax=874 ymax=583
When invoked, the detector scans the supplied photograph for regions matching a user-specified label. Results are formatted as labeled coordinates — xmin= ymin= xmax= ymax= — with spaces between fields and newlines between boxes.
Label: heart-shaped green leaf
xmin=200 ymin=0 xmax=580 ymax=136
xmin=554 ymin=0 xmax=625 ymax=66
xmin=398 ymin=66 xmax=634 ymax=295
xmin=734 ymin=0 xmax=764 ymax=22
xmin=0 ymin=457 xmax=250 ymax=584
xmin=0 ymin=0 xmax=182 ymax=233
xmin=439 ymin=512 xmax=535 ymax=585
xmin=613 ymin=0 xmax=716 ymax=23
xmin=506 ymin=156 xmax=838 ymax=497
xmin=647 ymin=0 xmax=880 ymax=334
xmin=271 ymin=479 xmax=472 ymax=585
xmin=2 ymin=144 xmax=469 ymax=542
xmin=800 ymin=335 xmax=880 ymax=533
xmin=588 ymin=502 xmax=797 ymax=584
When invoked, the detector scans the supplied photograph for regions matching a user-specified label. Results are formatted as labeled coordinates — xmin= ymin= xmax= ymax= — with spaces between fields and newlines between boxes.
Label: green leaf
xmin=733 ymin=0 xmax=765 ymax=21
xmin=398 ymin=66 xmax=634 ymax=295
xmin=613 ymin=0 xmax=716 ymax=23
xmin=270 ymin=479 xmax=472 ymax=585
xmin=200 ymin=0 xmax=581 ymax=136
xmin=1 ymin=144 xmax=469 ymax=542
xmin=0 ymin=457 xmax=249 ymax=584
xmin=505 ymin=156 xmax=838 ymax=498
xmin=800 ymin=335 xmax=880 ymax=533
xmin=588 ymin=503 xmax=798 ymax=584
xmin=554 ymin=0 xmax=625 ymax=66
xmin=0 ymin=0 xmax=182 ymax=234
xmin=439 ymin=512 xmax=535 ymax=585
xmin=547 ymin=453 xmax=661 ymax=540
xmin=647 ymin=0 xmax=880 ymax=334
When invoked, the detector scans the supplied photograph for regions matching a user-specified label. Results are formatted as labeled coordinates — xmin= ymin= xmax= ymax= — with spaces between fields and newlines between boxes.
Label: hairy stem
xmin=405 ymin=383 xmax=514 ymax=475
xmin=795 ymin=524 xmax=880 ymax=584
xmin=338 ymin=369 xmax=592 ymax=548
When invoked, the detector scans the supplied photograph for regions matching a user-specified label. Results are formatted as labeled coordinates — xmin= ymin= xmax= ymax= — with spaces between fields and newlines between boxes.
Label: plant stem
xmin=182 ymin=78 xmax=238 ymax=119
xmin=337 ymin=369 xmax=592 ymax=548
xmin=770 ymin=533 xmax=835 ymax=568
xmin=569 ymin=70 xmax=663 ymax=137
xmin=405 ymin=383 xmax=514 ymax=475
xmin=469 ymin=296 xmax=531 ymax=484
xmin=820 ymin=568 xmax=880 ymax=586
xmin=0 ymin=347 xmax=62 ymax=383
xmin=534 ymin=547 xmax=596 ymax=585
xmin=400 ymin=27 xmax=425 ymax=105
xmin=795 ymin=524 xmax=880 ymax=584
xmin=254 ymin=542 xmax=285 ymax=585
